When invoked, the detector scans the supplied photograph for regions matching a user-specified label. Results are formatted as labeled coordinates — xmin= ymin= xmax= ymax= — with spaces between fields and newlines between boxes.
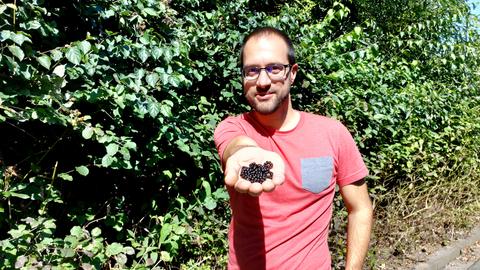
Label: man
xmin=214 ymin=27 xmax=373 ymax=270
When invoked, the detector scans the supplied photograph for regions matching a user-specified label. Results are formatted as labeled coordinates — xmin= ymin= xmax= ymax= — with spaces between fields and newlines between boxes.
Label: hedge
xmin=1 ymin=0 xmax=479 ymax=268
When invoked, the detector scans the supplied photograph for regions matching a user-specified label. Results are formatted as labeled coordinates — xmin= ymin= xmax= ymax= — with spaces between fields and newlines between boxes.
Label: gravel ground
xmin=375 ymin=202 xmax=480 ymax=270
xmin=444 ymin=240 xmax=480 ymax=270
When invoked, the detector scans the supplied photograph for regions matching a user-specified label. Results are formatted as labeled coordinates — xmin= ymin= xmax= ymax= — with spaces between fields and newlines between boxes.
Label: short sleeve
xmin=335 ymin=123 xmax=369 ymax=187
xmin=213 ymin=116 xmax=248 ymax=162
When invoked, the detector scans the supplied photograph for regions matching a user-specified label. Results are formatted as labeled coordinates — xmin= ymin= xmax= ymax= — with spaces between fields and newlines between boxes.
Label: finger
xmin=262 ymin=179 xmax=275 ymax=192
xmin=248 ymin=182 xmax=263 ymax=196
xmin=270 ymin=157 xmax=285 ymax=186
xmin=224 ymin=160 xmax=241 ymax=187
xmin=235 ymin=179 xmax=251 ymax=193
xmin=224 ymin=169 xmax=238 ymax=187
xmin=271 ymin=173 xmax=285 ymax=186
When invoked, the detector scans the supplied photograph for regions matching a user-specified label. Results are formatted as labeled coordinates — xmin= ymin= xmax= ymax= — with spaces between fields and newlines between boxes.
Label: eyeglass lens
xmin=243 ymin=64 xmax=289 ymax=80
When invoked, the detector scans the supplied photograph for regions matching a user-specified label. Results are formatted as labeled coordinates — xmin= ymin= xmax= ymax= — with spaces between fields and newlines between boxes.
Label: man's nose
xmin=256 ymin=69 xmax=271 ymax=89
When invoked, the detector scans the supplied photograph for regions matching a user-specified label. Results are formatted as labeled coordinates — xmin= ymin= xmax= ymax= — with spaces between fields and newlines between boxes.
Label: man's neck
xmin=252 ymin=99 xmax=300 ymax=132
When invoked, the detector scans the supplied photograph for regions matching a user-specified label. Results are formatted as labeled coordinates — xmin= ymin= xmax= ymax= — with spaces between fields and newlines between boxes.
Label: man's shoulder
xmin=217 ymin=112 xmax=250 ymax=125
xmin=214 ymin=112 xmax=252 ymax=133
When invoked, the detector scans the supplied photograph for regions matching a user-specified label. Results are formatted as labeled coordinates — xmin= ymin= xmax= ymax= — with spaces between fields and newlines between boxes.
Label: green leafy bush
xmin=1 ymin=0 xmax=479 ymax=269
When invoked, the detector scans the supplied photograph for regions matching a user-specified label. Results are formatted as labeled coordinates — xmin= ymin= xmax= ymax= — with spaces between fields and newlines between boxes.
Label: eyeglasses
xmin=242 ymin=64 xmax=291 ymax=81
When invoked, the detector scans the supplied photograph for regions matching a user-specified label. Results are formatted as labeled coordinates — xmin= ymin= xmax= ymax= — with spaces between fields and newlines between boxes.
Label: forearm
xmin=222 ymin=135 xmax=259 ymax=166
xmin=345 ymin=206 xmax=373 ymax=270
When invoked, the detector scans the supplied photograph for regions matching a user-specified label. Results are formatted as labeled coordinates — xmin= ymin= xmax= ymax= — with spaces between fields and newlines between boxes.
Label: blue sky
xmin=470 ymin=1 xmax=480 ymax=15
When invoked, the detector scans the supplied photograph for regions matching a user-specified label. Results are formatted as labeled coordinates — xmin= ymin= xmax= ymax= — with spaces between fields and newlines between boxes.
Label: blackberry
xmin=263 ymin=161 xmax=273 ymax=169
xmin=239 ymin=161 xmax=274 ymax=184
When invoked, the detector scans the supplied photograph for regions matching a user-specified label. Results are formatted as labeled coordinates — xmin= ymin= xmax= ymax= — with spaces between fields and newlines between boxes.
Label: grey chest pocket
xmin=301 ymin=157 xmax=334 ymax=193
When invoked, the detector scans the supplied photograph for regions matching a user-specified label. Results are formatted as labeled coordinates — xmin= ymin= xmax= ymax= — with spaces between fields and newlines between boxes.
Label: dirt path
xmin=444 ymin=240 xmax=480 ymax=270
xmin=414 ymin=225 xmax=480 ymax=270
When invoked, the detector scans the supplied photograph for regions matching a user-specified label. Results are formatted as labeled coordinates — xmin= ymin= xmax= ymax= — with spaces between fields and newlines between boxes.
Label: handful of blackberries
xmin=240 ymin=161 xmax=274 ymax=184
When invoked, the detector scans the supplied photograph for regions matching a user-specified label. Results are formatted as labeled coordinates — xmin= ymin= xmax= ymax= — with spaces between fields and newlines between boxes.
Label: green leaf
xmin=20 ymin=65 xmax=32 ymax=80
xmin=50 ymin=49 xmax=63 ymax=61
xmin=8 ymin=45 xmax=24 ymax=61
xmin=106 ymin=143 xmax=119 ymax=156
xmin=192 ymin=70 xmax=203 ymax=81
xmin=8 ymin=224 xmax=27 ymax=238
xmin=150 ymin=252 xmax=159 ymax=263
xmin=212 ymin=188 xmax=229 ymax=200
xmin=11 ymin=33 xmax=31 ymax=45
xmin=53 ymin=64 xmax=65 ymax=77
xmin=26 ymin=20 xmax=41 ymax=30
xmin=106 ymin=242 xmax=124 ymax=257
xmin=176 ymin=140 xmax=190 ymax=153
xmin=139 ymin=35 xmax=150 ymax=45
xmin=75 ymin=166 xmax=89 ymax=176
xmin=5 ymin=3 xmax=17 ymax=10
xmin=373 ymin=114 xmax=386 ymax=121
xmin=61 ymin=248 xmax=76 ymax=258
xmin=101 ymin=155 xmax=114 ymax=167
xmin=203 ymin=196 xmax=217 ymax=210
xmin=164 ymin=49 xmax=172 ymax=62
xmin=138 ymin=47 xmax=149 ymax=63
xmin=124 ymin=141 xmax=137 ymax=150
xmin=0 ymin=30 xmax=10 ymax=41
xmin=70 ymin=226 xmax=84 ymax=237
xmin=173 ymin=225 xmax=186 ymax=235
xmin=115 ymin=253 xmax=128 ymax=265
xmin=82 ymin=126 xmax=94 ymax=139
xmin=163 ymin=170 xmax=173 ymax=179
xmin=44 ymin=219 xmax=56 ymax=229
xmin=146 ymin=73 xmax=159 ymax=88
xmin=160 ymin=224 xmax=172 ymax=243
xmin=36 ymin=55 xmax=51 ymax=69
xmin=65 ymin=234 xmax=79 ymax=245
xmin=151 ymin=46 xmax=162 ymax=59
xmin=147 ymin=100 xmax=161 ymax=118
xmin=91 ymin=227 xmax=102 ymax=237
xmin=103 ymin=9 xmax=115 ymax=18
xmin=79 ymin=41 xmax=91 ymax=54
xmin=58 ymin=173 xmax=73 ymax=181
xmin=160 ymin=251 xmax=171 ymax=262
xmin=66 ymin=46 xmax=82 ymax=65
xmin=10 ymin=192 xmax=29 ymax=199
xmin=142 ymin=8 xmax=158 ymax=16
xmin=354 ymin=26 xmax=362 ymax=36
xmin=201 ymin=150 xmax=212 ymax=157
xmin=202 ymin=180 xmax=212 ymax=196
xmin=160 ymin=102 xmax=172 ymax=117
xmin=169 ymin=76 xmax=180 ymax=87
xmin=123 ymin=246 xmax=135 ymax=255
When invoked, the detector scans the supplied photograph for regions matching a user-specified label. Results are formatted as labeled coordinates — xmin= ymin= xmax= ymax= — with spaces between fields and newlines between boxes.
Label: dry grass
xmin=371 ymin=173 xmax=480 ymax=269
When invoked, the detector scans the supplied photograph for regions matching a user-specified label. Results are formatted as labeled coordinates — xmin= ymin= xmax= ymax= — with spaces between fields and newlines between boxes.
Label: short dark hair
xmin=239 ymin=27 xmax=295 ymax=68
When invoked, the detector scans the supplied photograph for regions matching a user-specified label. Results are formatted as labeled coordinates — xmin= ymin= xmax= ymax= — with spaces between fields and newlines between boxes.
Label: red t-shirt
xmin=214 ymin=111 xmax=368 ymax=270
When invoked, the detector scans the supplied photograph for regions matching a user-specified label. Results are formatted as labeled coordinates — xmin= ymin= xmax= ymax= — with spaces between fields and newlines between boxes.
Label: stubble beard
xmin=247 ymin=87 xmax=290 ymax=115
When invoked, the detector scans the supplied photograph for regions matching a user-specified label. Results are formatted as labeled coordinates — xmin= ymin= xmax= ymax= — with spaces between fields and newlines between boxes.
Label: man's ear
xmin=289 ymin=63 xmax=299 ymax=84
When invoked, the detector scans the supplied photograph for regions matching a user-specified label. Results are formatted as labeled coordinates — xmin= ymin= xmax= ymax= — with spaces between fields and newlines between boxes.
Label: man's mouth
xmin=256 ymin=92 xmax=274 ymax=100
xmin=257 ymin=90 xmax=273 ymax=96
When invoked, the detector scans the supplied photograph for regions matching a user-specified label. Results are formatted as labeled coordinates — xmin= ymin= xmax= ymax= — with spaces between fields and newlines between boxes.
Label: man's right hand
xmin=224 ymin=146 xmax=285 ymax=196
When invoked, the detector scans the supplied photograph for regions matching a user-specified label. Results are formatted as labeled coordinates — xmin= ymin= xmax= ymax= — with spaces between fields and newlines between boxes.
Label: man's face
xmin=242 ymin=35 xmax=297 ymax=115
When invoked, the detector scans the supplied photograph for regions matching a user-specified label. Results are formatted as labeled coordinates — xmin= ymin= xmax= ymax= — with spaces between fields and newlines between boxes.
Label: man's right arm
xmin=221 ymin=135 xmax=285 ymax=196
xmin=221 ymin=135 xmax=259 ymax=167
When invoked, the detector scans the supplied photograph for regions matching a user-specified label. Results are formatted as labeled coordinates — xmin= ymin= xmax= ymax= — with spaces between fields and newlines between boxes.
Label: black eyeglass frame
xmin=241 ymin=64 xmax=292 ymax=81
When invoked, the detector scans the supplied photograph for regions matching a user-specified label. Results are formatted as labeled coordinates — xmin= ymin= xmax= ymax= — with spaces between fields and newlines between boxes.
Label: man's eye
xmin=245 ymin=67 xmax=259 ymax=75
xmin=268 ymin=65 xmax=283 ymax=74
